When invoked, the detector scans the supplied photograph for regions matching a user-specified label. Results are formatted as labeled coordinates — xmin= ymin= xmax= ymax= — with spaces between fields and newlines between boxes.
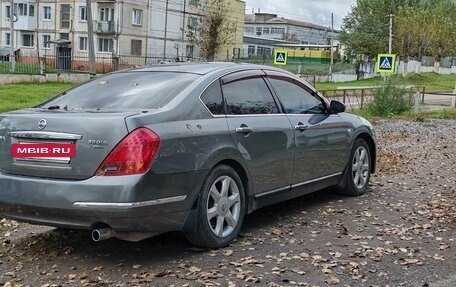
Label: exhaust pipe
xmin=92 ymin=228 xmax=115 ymax=242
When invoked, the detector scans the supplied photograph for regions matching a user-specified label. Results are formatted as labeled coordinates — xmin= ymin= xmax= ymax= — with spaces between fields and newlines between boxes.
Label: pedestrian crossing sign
xmin=376 ymin=54 xmax=396 ymax=73
xmin=274 ymin=50 xmax=288 ymax=66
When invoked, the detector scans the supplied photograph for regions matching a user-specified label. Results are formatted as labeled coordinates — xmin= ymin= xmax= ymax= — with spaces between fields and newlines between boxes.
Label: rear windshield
xmin=40 ymin=71 xmax=200 ymax=110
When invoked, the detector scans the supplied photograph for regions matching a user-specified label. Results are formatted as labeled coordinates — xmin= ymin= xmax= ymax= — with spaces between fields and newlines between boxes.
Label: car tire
xmin=185 ymin=165 xmax=245 ymax=248
xmin=338 ymin=138 xmax=371 ymax=196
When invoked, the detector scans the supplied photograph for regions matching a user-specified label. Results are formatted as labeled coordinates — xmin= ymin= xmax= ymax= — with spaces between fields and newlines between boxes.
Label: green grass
xmin=352 ymin=108 xmax=456 ymax=121
xmin=0 ymin=62 xmax=54 ymax=74
xmin=316 ymin=72 xmax=456 ymax=93
xmin=0 ymin=83 xmax=73 ymax=113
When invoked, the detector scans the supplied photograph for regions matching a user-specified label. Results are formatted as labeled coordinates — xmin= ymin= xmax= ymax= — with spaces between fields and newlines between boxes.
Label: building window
xmin=60 ymin=33 xmax=69 ymax=40
xmin=61 ymin=4 xmax=71 ymax=29
xmin=244 ymin=27 xmax=254 ymax=34
xmin=98 ymin=38 xmax=113 ymax=52
xmin=256 ymin=27 xmax=262 ymax=35
xmin=79 ymin=37 xmax=88 ymax=51
xmin=248 ymin=45 xmax=255 ymax=57
xmin=22 ymin=34 xmax=34 ymax=47
xmin=43 ymin=6 xmax=51 ymax=20
xmin=29 ymin=4 xmax=35 ymax=16
xmin=263 ymin=27 xmax=270 ymax=34
xmin=132 ymin=9 xmax=142 ymax=26
xmin=187 ymin=16 xmax=198 ymax=30
xmin=5 ymin=5 xmax=10 ymax=19
xmin=79 ymin=6 xmax=87 ymax=21
xmin=43 ymin=35 xmax=51 ymax=49
xmin=17 ymin=3 xmax=28 ymax=16
xmin=131 ymin=40 xmax=142 ymax=56
xmin=271 ymin=27 xmax=285 ymax=35
xmin=186 ymin=45 xmax=194 ymax=58
xmin=5 ymin=33 xmax=10 ymax=46
xmin=189 ymin=0 xmax=198 ymax=5
xmin=99 ymin=8 xmax=114 ymax=21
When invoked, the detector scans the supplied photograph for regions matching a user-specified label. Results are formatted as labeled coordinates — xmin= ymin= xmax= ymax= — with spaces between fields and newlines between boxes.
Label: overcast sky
xmin=244 ymin=0 xmax=357 ymax=29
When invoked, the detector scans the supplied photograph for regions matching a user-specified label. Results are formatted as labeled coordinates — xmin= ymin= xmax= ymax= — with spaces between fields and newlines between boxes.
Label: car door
xmin=220 ymin=71 xmax=294 ymax=195
xmin=266 ymin=74 xmax=348 ymax=185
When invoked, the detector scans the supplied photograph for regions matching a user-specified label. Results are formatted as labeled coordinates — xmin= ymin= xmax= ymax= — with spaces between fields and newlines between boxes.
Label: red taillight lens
xmin=95 ymin=128 xmax=160 ymax=176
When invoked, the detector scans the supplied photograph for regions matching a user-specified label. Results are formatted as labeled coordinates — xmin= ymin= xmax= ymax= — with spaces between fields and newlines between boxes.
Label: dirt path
xmin=1 ymin=119 xmax=455 ymax=287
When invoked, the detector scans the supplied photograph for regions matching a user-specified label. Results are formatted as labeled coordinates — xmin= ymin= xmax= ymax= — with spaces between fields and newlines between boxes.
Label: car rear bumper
xmin=0 ymin=170 xmax=205 ymax=232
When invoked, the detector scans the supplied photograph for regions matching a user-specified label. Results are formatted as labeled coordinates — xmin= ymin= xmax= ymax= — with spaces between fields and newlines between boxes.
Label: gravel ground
xmin=0 ymin=119 xmax=455 ymax=287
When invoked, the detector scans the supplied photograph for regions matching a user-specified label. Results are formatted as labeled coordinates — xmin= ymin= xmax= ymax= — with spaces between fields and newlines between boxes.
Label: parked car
xmin=0 ymin=63 xmax=376 ymax=248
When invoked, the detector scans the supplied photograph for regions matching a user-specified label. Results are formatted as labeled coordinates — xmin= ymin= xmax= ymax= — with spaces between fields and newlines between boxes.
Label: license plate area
xmin=12 ymin=141 xmax=76 ymax=164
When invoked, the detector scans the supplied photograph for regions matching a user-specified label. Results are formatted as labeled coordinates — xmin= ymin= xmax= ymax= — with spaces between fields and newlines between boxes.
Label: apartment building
xmin=0 ymin=0 xmax=245 ymax=70
xmin=0 ymin=0 xmax=148 ymax=63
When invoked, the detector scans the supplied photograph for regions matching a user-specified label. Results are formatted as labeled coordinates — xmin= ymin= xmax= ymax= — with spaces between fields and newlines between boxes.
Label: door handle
xmin=294 ymin=123 xmax=308 ymax=131
xmin=235 ymin=126 xmax=253 ymax=134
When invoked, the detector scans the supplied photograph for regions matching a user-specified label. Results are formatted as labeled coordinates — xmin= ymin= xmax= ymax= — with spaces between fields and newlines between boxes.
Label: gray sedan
xmin=0 ymin=63 xmax=376 ymax=248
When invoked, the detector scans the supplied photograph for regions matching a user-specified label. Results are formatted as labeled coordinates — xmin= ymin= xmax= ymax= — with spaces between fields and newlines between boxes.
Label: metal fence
xmin=1 ymin=50 xmax=203 ymax=75
xmin=320 ymin=86 xmax=425 ymax=111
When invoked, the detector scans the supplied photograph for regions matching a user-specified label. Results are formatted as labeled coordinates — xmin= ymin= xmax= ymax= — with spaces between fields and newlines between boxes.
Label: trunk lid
xmin=0 ymin=109 xmax=141 ymax=180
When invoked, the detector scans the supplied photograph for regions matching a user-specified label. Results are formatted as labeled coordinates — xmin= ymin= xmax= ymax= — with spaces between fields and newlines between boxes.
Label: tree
xmin=426 ymin=0 xmax=456 ymax=72
xmin=340 ymin=0 xmax=422 ymax=59
xmin=187 ymin=0 xmax=236 ymax=61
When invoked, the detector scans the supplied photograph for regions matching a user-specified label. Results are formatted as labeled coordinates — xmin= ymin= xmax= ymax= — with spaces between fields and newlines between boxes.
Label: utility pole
xmin=388 ymin=14 xmax=394 ymax=54
xmin=163 ymin=0 xmax=169 ymax=60
xmin=329 ymin=12 xmax=334 ymax=76
xmin=86 ymin=0 xmax=96 ymax=76
xmin=10 ymin=0 xmax=16 ymax=73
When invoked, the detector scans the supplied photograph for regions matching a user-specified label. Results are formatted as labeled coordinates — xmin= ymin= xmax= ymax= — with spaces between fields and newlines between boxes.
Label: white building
xmin=244 ymin=13 xmax=339 ymax=46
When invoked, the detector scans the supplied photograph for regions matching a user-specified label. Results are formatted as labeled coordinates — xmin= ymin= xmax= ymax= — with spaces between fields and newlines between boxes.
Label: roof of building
xmin=245 ymin=13 xmax=334 ymax=31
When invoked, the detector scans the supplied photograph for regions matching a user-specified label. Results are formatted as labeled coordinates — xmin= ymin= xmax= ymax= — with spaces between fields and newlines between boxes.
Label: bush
xmin=367 ymin=80 xmax=411 ymax=117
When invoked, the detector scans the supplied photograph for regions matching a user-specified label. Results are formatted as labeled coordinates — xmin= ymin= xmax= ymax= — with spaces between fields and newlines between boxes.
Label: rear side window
xmin=268 ymin=78 xmax=325 ymax=114
xmin=222 ymin=77 xmax=279 ymax=115
xmin=201 ymin=81 xmax=224 ymax=115
xmin=40 ymin=72 xmax=200 ymax=110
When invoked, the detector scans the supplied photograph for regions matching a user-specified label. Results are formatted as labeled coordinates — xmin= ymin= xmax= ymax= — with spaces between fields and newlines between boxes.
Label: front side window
xmin=268 ymin=77 xmax=325 ymax=114
xmin=222 ymin=77 xmax=279 ymax=115
xmin=61 ymin=4 xmax=70 ymax=28
xmin=132 ymin=9 xmax=142 ymax=26
xmin=201 ymin=81 xmax=224 ymax=115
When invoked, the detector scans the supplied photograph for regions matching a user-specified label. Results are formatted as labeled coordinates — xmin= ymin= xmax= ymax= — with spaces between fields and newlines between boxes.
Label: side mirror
xmin=330 ymin=100 xmax=346 ymax=114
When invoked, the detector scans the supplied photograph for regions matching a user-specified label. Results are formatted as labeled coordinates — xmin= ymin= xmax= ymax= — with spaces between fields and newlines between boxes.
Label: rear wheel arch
xmin=214 ymin=159 xmax=252 ymax=214
xmin=180 ymin=158 xmax=252 ymax=234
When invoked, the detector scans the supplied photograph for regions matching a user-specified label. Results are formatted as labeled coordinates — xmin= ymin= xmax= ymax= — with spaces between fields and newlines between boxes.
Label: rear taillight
xmin=95 ymin=128 xmax=160 ymax=176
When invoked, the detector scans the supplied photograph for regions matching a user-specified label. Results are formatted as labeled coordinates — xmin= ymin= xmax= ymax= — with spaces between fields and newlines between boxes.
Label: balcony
xmin=15 ymin=16 xmax=36 ymax=31
xmin=94 ymin=21 xmax=116 ymax=34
